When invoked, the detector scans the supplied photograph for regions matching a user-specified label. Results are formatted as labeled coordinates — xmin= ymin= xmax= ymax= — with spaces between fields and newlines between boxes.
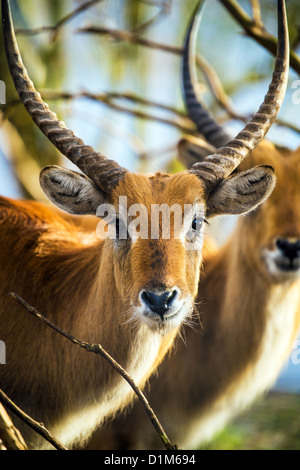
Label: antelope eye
xmin=191 ymin=217 xmax=203 ymax=232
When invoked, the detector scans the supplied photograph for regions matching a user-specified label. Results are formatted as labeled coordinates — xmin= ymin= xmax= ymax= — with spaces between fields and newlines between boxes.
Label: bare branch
xmin=0 ymin=439 xmax=7 ymax=450
xmin=76 ymin=26 xmax=246 ymax=119
xmin=29 ymin=89 xmax=196 ymax=134
xmin=249 ymin=0 xmax=263 ymax=29
xmin=219 ymin=0 xmax=300 ymax=76
xmin=195 ymin=54 xmax=246 ymax=122
xmin=16 ymin=0 xmax=105 ymax=41
xmin=0 ymin=402 xmax=28 ymax=450
xmin=0 ymin=111 xmax=48 ymax=201
xmin=131 ymin=0 xmax=171 ymax=35
xmin=16 ymin=16 xmax=275 ymax=126
xmin=9 ymin=292 xmax=178 ymax=451
xmin=43 ymin=88 xmax=300 ymax=137
xmin=0 ymin=388 xmax=68 ymax=450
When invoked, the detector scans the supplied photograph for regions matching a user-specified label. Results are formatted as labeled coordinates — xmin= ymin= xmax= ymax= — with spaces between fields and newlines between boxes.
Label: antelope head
xmin=234 ymin=142 xmax=300 ymax=284
xmin=2 ymin=0 xmax=289 ymax=331
xmin=179 ymin=0 xmax=296 ymax=285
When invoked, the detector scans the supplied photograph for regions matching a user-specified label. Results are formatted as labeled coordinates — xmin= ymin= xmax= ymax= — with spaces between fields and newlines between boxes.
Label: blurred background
xmin=0 ymin=0 xmax=300 ymax=450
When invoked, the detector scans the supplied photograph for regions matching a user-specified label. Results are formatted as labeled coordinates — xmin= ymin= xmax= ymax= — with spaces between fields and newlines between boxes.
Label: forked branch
xmin=9 ymin=292 xmax=178 ymax=451
xmin=219 ymin=0 xmax=300 ymax=75
xmin=0 ymin=401 xmax=28 ymax=450
xmin=0 ymin=388 xmax=67 ymax=450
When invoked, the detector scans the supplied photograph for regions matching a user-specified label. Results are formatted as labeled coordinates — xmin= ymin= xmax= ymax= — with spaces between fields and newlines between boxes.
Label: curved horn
xmin=183 ymin=0 xmax=231 ymax=148
xmin=2 ymin=0 xmax=128 ymax=193
xmin=189 ymin=0 xmax=289 ymax=189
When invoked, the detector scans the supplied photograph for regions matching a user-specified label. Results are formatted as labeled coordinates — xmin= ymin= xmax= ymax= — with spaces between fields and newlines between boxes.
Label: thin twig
xmin=9 ymin=292 xmax=178 ymax=451
xmin=22 ymin=89 xmax=196 ymax=134
xmin=16 ymin=0 xmax=104 ymax=41
xmin=6 ymin=83 xmax=300 ymax=137
xmin=75 ymin=25 xmax=258 ymax=121
xmin=0 ymin=388 xmax=68 ymax=450
xmin=14 ymin=19 xmax=267 ymax=124
xmin=131 ymin=0 xmax=171 ymax=34
xmin=0 ymin=438 xmax=7 ymax=450
xmin=219 ymin=0 xmax=300 ymax=76
xmin=249 ymin=0 xmax=263 ymax=29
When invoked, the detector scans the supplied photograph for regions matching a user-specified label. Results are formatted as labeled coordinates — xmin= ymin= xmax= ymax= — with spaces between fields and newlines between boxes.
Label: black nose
xmin=276 ymin=238 xmax=300 ymax=260
xmin=141 ymin=289 xmax=179 ymax=317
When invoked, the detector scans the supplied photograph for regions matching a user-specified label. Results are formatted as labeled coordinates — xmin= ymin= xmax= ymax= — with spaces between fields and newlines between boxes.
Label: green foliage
xmin=201 ymin=393 xmax=300 ymax=450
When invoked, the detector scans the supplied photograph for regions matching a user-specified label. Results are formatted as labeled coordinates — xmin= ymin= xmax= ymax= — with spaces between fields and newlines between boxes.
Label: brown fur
xmin=0 ymin=171 xmax=208 ymax=449
xmin=84 ymin=141 xmax=300 ymax=450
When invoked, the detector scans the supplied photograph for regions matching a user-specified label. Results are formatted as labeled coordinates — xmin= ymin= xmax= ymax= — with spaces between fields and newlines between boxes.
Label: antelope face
xmin=239 ymin=143 xmax=300 ymax=284
xmin=109 ymin=172 xmax=205 ymax=332
xmin=261 ymin=159 xmax=300 ymax=283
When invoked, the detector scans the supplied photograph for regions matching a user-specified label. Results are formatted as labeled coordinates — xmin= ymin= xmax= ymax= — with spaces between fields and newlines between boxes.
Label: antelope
xmin=0 ymin=0 xmax=288 ymax=449
xmin=82 ymin=0 xmax=300 ymax=451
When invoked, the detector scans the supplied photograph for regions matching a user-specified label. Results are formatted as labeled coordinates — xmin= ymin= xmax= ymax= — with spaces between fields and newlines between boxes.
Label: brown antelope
xmin=0 ymin=0 xmax=288 ymax=449
xmin=82 ymin=0 xmax=300 ymax=451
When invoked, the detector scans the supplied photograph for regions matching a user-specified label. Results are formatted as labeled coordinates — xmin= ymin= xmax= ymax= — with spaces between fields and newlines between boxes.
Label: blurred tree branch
xmin=15 ymin=0 xmax=171 ymax=39
xmin=40 ymin=89 xmax=195 ymax=133
xmin=14 ymin=1 xmax=300 ymax=134
xmin=75 ymin=25 xmax=300 ymax=135
xmin=7 ymin=86 xmax=300 ymax=151
xmin=41 ymin=87 xmax=300 ymax=137
xmin=131 ymin=0 xmax=171 ymax=34
xmin=75 ymin=25 xmax=250 ymax=119
xmin=10 ymin=292 xmax=178 ymax=451
xmin=219 ymin=0 xmax=300 ymax=76
xmin=15 ymin=0 xmax=105 ymax=42
xmin=0 ymin=112 xmax=47 ymax=201
xmin=249 ymin=0 xmax=263 ymax=29
xmin=0 ymin=402 xmax=28 ymax=450
xmin=6 ymin=0 xmax=300 ymax=170
xmin=0 ymin=388 xmax=67 ymax=450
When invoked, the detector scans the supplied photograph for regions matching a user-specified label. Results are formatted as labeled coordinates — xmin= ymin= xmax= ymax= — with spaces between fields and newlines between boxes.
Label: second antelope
xmin=83 ymin=0 xmax=298 ymax=451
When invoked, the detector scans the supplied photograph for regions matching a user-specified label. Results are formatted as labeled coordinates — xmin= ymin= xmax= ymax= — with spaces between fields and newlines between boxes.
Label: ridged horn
xmin=189 ymin=0 xmax=289 ymax=188
xmin=2 ymin=0 xmax=128 ymax=193
xmin=183 ymin=0 xmax=231 ymax=148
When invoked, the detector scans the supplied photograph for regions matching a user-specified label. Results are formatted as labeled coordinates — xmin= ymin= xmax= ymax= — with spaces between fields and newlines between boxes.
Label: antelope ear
xmin=178 ymin=136 xmax=216 ymax=170
xmin=206 ymin=165 xmax=276 ymax=218
xmin=40 ymin=165 xmax=106 ymax=215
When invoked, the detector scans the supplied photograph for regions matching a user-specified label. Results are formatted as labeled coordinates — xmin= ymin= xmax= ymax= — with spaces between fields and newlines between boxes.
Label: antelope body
xmin=82 ymin=0 xmax=299 ymax=450
xmin=0 ymin=0 xmax=288 ymax=449
xmin=88 ymin=140 xmax=300 ymax=450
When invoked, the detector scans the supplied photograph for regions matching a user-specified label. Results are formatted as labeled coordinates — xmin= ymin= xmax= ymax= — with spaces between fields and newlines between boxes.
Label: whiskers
xmin=121 ymin=305 xmax=143 ymax=333
xmin=176 ymin=300 xmax=203 ymax=346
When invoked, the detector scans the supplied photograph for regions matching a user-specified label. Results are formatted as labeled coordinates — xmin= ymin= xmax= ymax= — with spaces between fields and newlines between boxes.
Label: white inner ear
xmin=52 ymin=169 xmax=97 ymax=199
